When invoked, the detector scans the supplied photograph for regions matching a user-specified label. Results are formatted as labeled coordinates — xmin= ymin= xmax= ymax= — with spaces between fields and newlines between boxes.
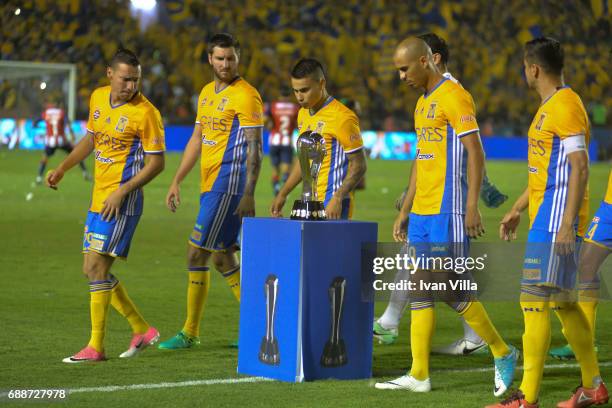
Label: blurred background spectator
xmin=1 ymin=0 xmax=610 ymax=138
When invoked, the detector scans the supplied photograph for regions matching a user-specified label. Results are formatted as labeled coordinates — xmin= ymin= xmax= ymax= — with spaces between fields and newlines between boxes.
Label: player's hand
xmin=166 ymin=183 xmax=181 ymax=212
xmin=465 ymin=205 xmax=485 ymax=238
xmin=101 ymin=189 xmax=126 ymax=221
xmin=392 ymin=211 xmax=409 ymax=242
xmin=325 ymin=195 xmax=342 ymax=220
xmin=395 ymin=188 xmax=408 ymax=212
xmin=499 ymin=209 xmax=520 ymax=241
xmin=46 ymin=168 xmax=64 ymax=190
xmin=235 ymin=194 xmax=255 ymax=218
xmin=554 ymin=224 xmax=576 ymax=256
xmin=270 ymin=193 xmax=286 ymax=217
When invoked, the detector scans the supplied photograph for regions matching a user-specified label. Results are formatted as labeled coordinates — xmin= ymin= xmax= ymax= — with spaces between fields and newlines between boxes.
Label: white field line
xmin=1 ymin=361 xmax=611 ymax=397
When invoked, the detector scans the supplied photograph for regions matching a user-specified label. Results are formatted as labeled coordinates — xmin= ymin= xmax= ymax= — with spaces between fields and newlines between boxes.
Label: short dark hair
xmin=417 ymin=33 xmax=449 ymax=65
xmin=525 ymin=37 xmax=564 ymax=76
xmin=291 ymin=58 xmax=325 ymax=80
xmin=207 ymin=33 xmax=240 ymax=55
xmin=109 ymin=47 xmax=140 ymax=68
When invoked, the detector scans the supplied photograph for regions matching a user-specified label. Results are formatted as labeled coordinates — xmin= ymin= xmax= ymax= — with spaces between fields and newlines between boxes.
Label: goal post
xmin=0 ymin=60 xmax=77 ymax=121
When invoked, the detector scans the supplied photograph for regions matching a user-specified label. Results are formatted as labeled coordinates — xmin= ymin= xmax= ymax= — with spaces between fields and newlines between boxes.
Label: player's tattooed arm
xmin=334 ymin=149 xmax=367 ymax=199
xmin=326 ymin=149 xmax=367 ymax=219
xmin=236 ymin=126 xmax=263 ymax=217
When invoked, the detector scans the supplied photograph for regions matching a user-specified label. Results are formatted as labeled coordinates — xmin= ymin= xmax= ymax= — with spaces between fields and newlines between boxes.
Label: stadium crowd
xmin=1 ymin=0 xmax=610 ymax=134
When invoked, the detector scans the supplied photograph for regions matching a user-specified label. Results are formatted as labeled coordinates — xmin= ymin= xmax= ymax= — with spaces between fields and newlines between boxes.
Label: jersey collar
xmin=215 ymin=76 xmax=240 ymax=94
xmin=424 ymin=77 xmax=447 ymax=99
xmin=540 ymin=85 xmax=570 ymax=107
xmin=309 ymin=95 xmax=334 ymax=116
xmin=109 ymin=91 xmax=138 ymax=109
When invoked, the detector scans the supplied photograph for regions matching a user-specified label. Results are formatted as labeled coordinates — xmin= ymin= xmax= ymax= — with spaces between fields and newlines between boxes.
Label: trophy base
xmin=290 ymin=200 xmax=327 ymax=221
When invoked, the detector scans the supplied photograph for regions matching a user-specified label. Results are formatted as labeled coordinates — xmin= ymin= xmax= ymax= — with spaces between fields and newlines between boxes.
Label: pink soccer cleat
xmin=62 ymin=346 xmax=106 ymax=363
xmin=119 ymin=326 xmax=160 ymax=358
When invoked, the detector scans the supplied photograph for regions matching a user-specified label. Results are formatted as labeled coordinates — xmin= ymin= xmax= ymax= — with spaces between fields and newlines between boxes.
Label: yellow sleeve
xmin=445 ymin=90 xmax=479 ymax=138
xmin=195 ymin=88 xmax=206 ymax=124
xmin=86 ymin=90 xmax=96 ymax=134
xmin=139 ymin=107 xmax=166 ymax=153
xmin=237 ymin=88 xmax=264 ymax=127
xmin=552 ymin=100 xmax=588 ymax=140
xmin=335 ymin=112 xmax=363 ymax=153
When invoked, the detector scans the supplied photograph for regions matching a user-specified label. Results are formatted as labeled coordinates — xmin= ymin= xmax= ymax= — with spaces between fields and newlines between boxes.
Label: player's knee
xmin=82 ymin=261 xmax=109 ymax=282
xmin=187 ymin=246 xmax=210 ymax=268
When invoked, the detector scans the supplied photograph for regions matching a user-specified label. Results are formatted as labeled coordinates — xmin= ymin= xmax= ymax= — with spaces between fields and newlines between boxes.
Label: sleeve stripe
xmin=144 ymin=150 xmax=165 ymax=154
xmin=457 ymin=128 xmax=479 ymax=138
xmin=240 ymin=125 xmax=264 ymax=129
xmin=344 ymin=146 xmax=364 ymax=154
xmin=195 ymin=121 xmax=200 ymax=124
xmin=86 ymin=129 xmax=94 ymax=134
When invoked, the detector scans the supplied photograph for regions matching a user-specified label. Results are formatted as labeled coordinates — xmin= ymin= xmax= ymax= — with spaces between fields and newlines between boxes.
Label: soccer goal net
xmin=0 ymin=60 xmax=77 ymax=149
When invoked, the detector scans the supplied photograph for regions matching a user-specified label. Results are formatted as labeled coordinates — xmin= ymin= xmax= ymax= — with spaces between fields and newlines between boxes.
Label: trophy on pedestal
xmin=320 ymin=277 xmax=348 ymax=367
xmin=259 ymin=274 xmax=280 ymax=365
xmin=290 ymin=130 xmax=327 ymax=221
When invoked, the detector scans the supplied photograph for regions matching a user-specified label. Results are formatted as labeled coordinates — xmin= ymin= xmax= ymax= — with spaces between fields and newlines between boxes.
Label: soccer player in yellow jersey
xmin=47 ymin=48 xmax=166 ymax=363
xmin=489 ymin=37 xmax=607 ymax=408
xmin=158 ymin=34 xmax=264 ymax=349
xmin=375 ymin=37 xmax=518 ymax=395
xmin=270 ymin=58 xmax=367 ymax=219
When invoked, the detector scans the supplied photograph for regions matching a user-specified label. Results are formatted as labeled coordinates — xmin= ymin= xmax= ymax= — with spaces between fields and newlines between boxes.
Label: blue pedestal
xmin=238 ymin=218 xmax=378 ymax=382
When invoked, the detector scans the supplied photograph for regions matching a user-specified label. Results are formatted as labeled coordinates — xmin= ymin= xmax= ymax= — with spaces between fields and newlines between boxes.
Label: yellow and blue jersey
xmin=86 ymin=86 xmax=165 ymax=216
xmin=527 ymin=87 xmax=590 ymax=235
xmin=411 ymin=78 xmax=480 ymax=215
xmin=196 ymin=77 xmax=264 ymax=195
xmin=605 ymin=169 xmax=612 ymax=205
xmin=296 ymin=97 xmax=363 ymax=206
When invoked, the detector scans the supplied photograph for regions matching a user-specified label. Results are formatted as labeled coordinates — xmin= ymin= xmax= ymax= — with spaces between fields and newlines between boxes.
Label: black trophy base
xmin=290 ymin=200 xmax=326 ymax=220
xmin=320 ymin=340 xmax=347 ymax=367
xmin=258 ymin=338 xmax=280 ymax=365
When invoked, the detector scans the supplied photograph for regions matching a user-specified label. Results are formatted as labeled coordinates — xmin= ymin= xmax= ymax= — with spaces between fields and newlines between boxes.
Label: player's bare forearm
xmin=58 ymin=134 xmax=94 ymax=172
xmin=511 ymin=187 xmax=530 ymax=213
xmin=400 ymin=160 xmax=417 ymax=215
xmin=243 ymin=127 xmax=263 ymax=196
xmin=117 ymin=154 xmax=165 ymax=195
xmin=461 ymin=133 xmax=485 ymax=209
xmin=278 ymin=160 xmax=302 ymax=197
xmin=333 ymin=149 xmax=367 ymax=199
xmin=560 ymin=151 xmax=588 ymax=230
xmin=172 ymin=125 xmax=202 ymax=186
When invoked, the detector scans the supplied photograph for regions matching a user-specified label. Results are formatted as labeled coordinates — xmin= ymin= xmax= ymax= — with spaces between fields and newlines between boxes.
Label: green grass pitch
xmin=0 ymin=150 xmax=609 ymax=407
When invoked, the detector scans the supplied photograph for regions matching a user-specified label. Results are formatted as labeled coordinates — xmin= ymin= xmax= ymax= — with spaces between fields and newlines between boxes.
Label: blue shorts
xmin=584 ymin=201 xmax=612 ymax=250
xmin=522 ymin=229 xmax=581 ymax=290
xmin=407 ymin=213 xmax=469 ymax=260
xmin=82 ymin=211 xmax=141 ymax=258
xmin=189 ymin=191 xmax=242 ymax=251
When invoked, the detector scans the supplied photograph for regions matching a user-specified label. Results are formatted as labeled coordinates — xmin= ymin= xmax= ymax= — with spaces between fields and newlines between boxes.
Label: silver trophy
xmin=321 ymin=277 xmax=348 ymax=367
xmin=259 ymin=274 xmax=280 ymax=365
xmin=290 ymin=130 xmax=327 ymax=220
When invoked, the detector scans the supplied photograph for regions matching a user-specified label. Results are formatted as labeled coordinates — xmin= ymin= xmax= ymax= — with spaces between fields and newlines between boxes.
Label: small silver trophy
xmin=290 ymin=130 xmax=327 ymax=221
xmin=259 ymin=274 xmax=280 ymax=365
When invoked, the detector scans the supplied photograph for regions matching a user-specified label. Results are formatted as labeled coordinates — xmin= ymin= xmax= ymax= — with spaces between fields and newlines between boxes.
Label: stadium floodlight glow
xmin=130 ymin=0 xmax=156 ymax=11
xmin=15 ymin=8 xmax=21 ymax=15
xmin=40 ymin=81 xmax=47 ymax=90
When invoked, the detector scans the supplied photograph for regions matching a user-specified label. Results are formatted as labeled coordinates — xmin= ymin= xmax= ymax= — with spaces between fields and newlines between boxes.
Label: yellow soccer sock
xmin=409 ymin=303 xmax=435 ymax=381
xmin=182 ymin=267 xmax=210 ymax=338
xmin=554 ymin=301 xmax=600 ymax=388
xmin=578 ymin=280 xmax=599 ymax=337
xmin=110 ymin=277 xmax=149 ymax=334
xmin=519 ymin=300 xmax=550 ymax=404
xmin=88 ymin=280 xmax=113 ymax=353
xmin=578 ymin=300 xmax=598 ymax=337
xmin=220 ymin=266 xmax=240 ymax=302
xmin=461 ymin=301 xmax=510 ymax=358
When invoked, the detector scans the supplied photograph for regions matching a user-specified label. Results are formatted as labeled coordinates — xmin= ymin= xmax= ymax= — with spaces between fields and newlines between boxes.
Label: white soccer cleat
xmin=431 ymin=337 xmax=487 ymax=356
xmin=375 ymin=375 xmax=431 ymax=392
xmin=119 ymin=326 xmax=160 ymax=358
